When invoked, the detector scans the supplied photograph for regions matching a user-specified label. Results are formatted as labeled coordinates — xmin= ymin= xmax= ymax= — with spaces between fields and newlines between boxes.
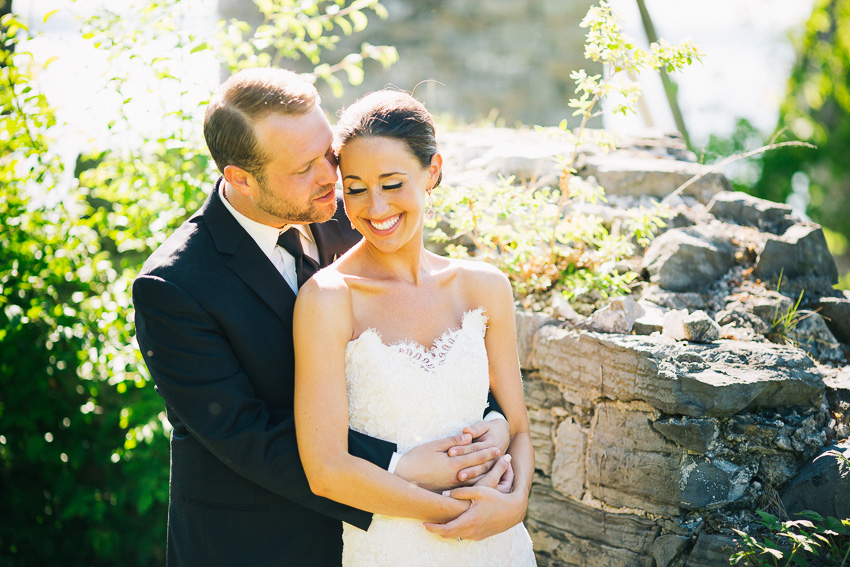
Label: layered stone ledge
xmin=519 ymin=312 xmax=831 ymax=567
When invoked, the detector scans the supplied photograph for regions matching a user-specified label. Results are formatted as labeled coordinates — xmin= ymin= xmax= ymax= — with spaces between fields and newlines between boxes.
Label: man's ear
xmin=223 ymin=165 xmax=256 ymax=197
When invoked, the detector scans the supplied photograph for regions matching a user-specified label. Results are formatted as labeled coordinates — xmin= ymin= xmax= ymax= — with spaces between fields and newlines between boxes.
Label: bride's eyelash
xmin=345 ymin=187 xmax=367 ymax=195
xmin=383 ymin=182 xmax=402 ymax=190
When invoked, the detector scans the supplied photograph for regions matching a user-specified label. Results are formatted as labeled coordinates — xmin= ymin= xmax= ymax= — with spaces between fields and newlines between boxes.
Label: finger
xmin=442 ymin=486 xmax=480 ymax=501
xmin=497 ymin=461 xmax=514 ymax=493
xmin=424 ymin=515 xmax=484 ymax=541
xmin=453 ymin=446 xmax=500 ymax=470
xmin=473 ymin=454 xmax=510 ymax=488
xmin=457 ymin=458 xmax=498 ymax=483
xmin=443 ymin=432 xmax=472 ymax=450
xmin=462 ymin=421 xmax=489 ymax=439
xmin=448 ymin=439 xmax=497 ymax=457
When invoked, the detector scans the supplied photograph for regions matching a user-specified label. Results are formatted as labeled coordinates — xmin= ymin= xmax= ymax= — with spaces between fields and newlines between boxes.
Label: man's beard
xmin=256 ymin=178 xmax=337 ymax=224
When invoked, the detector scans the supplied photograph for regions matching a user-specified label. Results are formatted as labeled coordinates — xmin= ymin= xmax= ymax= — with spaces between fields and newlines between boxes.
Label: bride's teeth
xmin=370 ymin=215 xmax=399 ymax=231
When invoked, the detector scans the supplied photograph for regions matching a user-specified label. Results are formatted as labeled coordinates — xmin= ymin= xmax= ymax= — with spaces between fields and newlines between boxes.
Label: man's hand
xmin=423 ymin=456 xmax=526 ymax=540
xmin=394 ymin=433 xmax=500 ymax=493
xmin=473 ymin=454 xmax=514 ymax=494
xmin=421 ymin=457 xmax=527 ymax=541
xmin=448 ymin=418 xmax=510 ymax=483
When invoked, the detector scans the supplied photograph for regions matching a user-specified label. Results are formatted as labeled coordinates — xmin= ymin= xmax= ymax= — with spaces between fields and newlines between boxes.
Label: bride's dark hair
xmin=335 ymin=90 xmax=442 ymax=187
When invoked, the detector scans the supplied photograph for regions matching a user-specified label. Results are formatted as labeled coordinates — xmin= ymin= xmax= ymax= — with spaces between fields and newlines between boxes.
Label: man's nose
xmin=319 ymin=154 xmax=338 ymax=185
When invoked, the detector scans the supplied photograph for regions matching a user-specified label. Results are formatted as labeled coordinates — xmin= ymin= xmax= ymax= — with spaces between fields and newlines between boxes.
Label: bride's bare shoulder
xmin=442 ymin=257 xmax=512 ymax=306
xmin=297 ymin=266 xmax=352 ymax=316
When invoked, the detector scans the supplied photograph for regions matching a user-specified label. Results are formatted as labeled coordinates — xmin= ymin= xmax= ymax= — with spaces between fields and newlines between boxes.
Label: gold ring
xmin=457 ymin=537 xmax=462 ymax=542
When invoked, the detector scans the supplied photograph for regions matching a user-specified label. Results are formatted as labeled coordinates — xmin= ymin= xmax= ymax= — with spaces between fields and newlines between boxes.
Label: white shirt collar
xmin=219 ymin=182 xmax=317 ymax=261
xmin=219 ymin=183 xmax=281 ymax=262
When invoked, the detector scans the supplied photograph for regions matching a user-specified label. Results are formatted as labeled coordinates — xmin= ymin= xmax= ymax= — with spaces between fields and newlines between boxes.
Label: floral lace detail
xmin=350 ymin=307 xmax=488 ymax=374
xmin=342 ymin=307 xmax=536 ymax=567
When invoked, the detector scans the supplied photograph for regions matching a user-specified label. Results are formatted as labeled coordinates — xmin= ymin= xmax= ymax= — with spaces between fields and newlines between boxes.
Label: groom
xmin=133 ymin=68 xmax=522 ymax=567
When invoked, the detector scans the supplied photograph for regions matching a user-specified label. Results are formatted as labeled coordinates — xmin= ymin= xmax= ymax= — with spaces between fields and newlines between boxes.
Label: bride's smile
xmin=340 ymin=135 xmax=441 ymax=256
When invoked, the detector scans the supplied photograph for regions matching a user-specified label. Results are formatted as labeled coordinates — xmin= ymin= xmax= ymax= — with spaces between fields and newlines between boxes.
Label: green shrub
xmin=731 ymin=510 xmax=850 ymax=567
xmin=0 ymin=1 xmax=395 ymax=564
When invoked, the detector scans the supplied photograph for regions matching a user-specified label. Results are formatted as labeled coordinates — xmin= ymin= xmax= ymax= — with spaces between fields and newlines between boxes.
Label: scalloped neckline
xmin=347 ymin=307 xmax=486 ymax=373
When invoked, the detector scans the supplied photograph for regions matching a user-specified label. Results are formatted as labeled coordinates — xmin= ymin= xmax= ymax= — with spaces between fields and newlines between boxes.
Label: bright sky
xmin=607 ymin=0 xmax=814 ymax=146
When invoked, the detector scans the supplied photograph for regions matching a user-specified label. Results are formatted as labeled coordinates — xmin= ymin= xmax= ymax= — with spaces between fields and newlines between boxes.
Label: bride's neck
xmin=361 ymin=241 xmax=429 ymax=285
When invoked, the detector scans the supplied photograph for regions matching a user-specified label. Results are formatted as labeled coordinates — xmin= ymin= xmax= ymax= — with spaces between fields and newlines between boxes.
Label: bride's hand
xmin=394 ymin=433 xmax=501 ymax=493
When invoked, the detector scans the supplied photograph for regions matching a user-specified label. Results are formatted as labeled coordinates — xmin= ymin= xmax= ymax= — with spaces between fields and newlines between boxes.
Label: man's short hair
xmin=204 ymin=68 xmax=320 ymax=179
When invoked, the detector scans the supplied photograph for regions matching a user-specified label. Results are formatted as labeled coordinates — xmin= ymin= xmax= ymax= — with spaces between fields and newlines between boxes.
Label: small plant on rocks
xmin=731 ymin=510 xmax=850 ymax=567
xmin=429 ymin=1 xmax=701 ymax=305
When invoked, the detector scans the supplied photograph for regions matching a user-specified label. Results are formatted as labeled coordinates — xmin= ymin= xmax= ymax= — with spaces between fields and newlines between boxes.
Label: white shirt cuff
xmin=484 ymin=411 xmax=506 ymax=422
xmin=388 ymin=452 xmax=402 ymax=474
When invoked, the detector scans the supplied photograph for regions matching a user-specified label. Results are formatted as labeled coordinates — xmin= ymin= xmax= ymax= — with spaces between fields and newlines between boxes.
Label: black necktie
xmin=277 ymin=228 xmax=320 ymax=289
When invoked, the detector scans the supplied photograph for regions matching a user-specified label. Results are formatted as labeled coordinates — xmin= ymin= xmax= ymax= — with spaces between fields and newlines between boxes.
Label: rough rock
xmin=526 ymin=485 xmax=660 ymax=566
xmin=586 ymin=403 xmax=681 ymax=515
xmin=786 ymin=310 xmax=844 ymax=363
xmin=588 ymin=295 xmax=644 ymax=333
xmin=516 ymin=310 xmax=554 ymax=370
xmin=579 ymin=154 xmax=730 ymax=203
xmin=683 ymin=310 xmax=722 ymax=343
xmin=663 ymin=309 xmax=689 ymax=340
xmin=706 ymin=191 xmax=795 ymax=233
xmin=550 ymin=419 xmax=587 ymax=499
xmin=652 ymin=417 xmax=719 ymax=454
xmin=523 ymin=372 xmax=565 ymax=410
xmin=818 ymin=296 xmax=850 ymax=344
xmin=633 ymin=300 xmax=666 ymax=335
xmin=651 ymin=534 xmax=690 ymax=567
xmin=754 ymin=224 xmax=839 ymax=283
xmin=527 ymin=408 xmax=556 ymax=476
xmin=531 ymin=328 xmax=825 ymax=416
xmin=685 ymin=534 xmax=738 ymax=567
xmin=642 ymin=285 xmax=711 ymax=312
xmin=642 ymin=226 xmax=736 ymax=292
xmin=679 ymin=456 xmax=757 ymax=510
xmin=715 ymin=301 xmax=770 ymax=336
xmin=781 ymin=442 xmax=850 ymax=519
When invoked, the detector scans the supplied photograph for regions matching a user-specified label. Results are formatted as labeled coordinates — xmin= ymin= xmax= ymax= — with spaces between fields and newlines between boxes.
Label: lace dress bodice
xmin=341 ymin=308 xmax=536 ymax=567
xmin=345 ymin=308 xmax=491 ymax=454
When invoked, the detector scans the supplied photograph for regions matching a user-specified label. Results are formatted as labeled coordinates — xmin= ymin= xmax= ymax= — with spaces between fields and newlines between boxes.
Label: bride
xmin=293 ymin=90 xmax=536 ymax=566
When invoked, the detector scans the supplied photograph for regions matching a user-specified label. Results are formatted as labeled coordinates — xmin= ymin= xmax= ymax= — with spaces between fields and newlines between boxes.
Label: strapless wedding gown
xmin=342 ymin=308 xmax=536 ymax=567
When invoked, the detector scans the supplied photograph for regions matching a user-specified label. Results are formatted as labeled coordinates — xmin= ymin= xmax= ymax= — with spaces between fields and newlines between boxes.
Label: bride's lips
xmin=366 ymin=213 xmax=402 ymax=233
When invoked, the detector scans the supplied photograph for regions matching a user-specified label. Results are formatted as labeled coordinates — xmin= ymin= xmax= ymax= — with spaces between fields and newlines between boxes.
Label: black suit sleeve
xmin=133 ymin=275 xmax=395 ymax=530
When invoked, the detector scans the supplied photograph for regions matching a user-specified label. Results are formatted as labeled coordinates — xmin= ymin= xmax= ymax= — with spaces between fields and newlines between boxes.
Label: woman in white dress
xmin=293 ymin=90 xmax=536 ymax=566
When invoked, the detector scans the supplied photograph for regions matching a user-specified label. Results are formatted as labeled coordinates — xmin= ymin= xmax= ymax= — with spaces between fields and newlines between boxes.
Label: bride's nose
xmin=366 ymin=190 xmax=390 ymax=218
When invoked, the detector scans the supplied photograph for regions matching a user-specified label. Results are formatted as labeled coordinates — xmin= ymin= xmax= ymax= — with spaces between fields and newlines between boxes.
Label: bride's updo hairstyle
xmin=335 ymin=89 xmax=442 ymax=187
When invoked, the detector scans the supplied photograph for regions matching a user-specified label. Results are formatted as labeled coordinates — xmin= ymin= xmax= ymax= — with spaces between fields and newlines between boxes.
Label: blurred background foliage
xmin=1 ymin=0 xmax=849 ymax=565
xmin=705 ymin=0 xmax=850 ymax=288
xmin=0 ymin=1 xmax=393 ymax=565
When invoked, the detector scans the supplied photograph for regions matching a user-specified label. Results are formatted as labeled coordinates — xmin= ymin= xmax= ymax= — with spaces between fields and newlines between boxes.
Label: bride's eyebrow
xmin=342 ymin=172 xmax=407 ymax=181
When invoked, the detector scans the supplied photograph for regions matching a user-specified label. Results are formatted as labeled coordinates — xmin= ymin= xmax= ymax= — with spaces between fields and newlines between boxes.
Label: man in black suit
xmin=132 ymin=68 xmax=512 ymax=566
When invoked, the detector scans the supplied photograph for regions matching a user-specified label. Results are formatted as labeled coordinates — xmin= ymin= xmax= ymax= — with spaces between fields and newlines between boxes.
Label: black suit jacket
xmin=132 ymin=179 xmax=396 ymax=567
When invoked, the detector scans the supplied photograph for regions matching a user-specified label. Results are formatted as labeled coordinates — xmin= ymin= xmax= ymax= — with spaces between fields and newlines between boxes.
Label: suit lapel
xmin=203 ymin=179 xmax=297 ymax=329
xmin=312 ymin=218 xmax=346 ymax=267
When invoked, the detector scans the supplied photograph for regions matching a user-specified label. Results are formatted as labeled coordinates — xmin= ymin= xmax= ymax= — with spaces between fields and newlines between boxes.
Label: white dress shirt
xmin=219 ymin=184 xmax=318 ymax=294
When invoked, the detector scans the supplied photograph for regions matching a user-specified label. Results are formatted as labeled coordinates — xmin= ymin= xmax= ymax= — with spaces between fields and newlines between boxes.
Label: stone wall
xmin=217 ymin=0 xmax=598 ymax=127
xmin=438 ymin=127 xmax=850 ymax=566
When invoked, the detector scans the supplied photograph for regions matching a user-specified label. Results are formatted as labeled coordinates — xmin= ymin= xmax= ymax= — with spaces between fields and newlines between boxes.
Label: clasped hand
xmin=394 ymin=418 xmax=527 ymax=540
xmin=393 ymin=418 xmax=510 ymax=492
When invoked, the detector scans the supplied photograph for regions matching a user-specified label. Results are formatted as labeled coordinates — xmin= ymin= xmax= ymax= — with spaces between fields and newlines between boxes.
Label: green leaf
xmin=43 ymin=9 xmax=60 ymax=23
xmin=189 ymin=42 xmax=211 ymax=54
xmin=349 ymin=10 xmax=368 ymax=33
